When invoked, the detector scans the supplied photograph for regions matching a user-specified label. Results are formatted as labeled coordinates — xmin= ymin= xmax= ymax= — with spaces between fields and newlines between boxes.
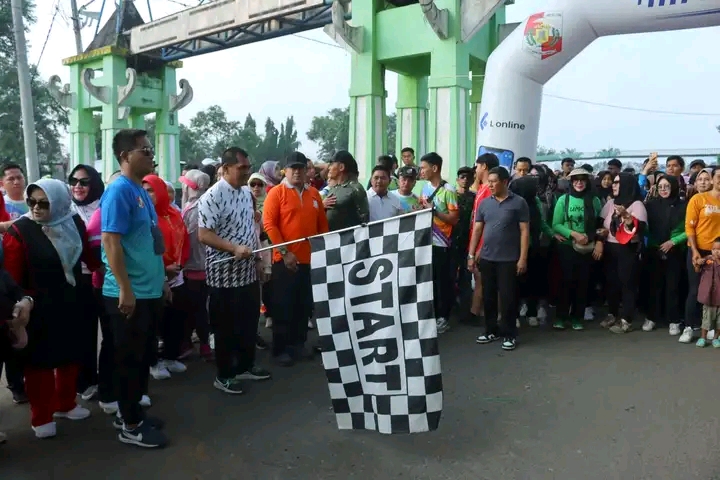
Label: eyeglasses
xmin=249 ymin=182 xmax=264 ymax=188
xmin=612 ymin=181 xmax=620 ymax=185
xmin=132 ymin=147 xmax=155 ymax=157
xmin=69 ymin=177 xmax=90 ymax=187
xmin=26 ymin=198 xmax=50 ymax=210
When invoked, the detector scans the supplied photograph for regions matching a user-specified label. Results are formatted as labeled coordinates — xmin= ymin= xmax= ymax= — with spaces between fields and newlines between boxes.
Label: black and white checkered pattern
xmin=310 ymin=210 xmax=442 ymax=434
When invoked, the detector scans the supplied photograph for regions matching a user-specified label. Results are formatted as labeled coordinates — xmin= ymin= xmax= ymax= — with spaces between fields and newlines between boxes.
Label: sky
xmin=26 ymin=0 xmax=720 ymax=161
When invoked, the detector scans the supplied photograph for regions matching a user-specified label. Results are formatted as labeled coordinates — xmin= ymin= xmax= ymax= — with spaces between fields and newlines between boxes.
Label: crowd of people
xmin=1 ymin=127 xmax=719 ymax=450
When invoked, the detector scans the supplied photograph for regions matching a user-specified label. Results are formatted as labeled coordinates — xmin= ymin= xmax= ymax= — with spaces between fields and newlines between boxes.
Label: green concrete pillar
xmin=100 ymin=54 xmax=130 ymax=180
xmin=348 ymin=0 xmax=385 ymax=181
xmin=428 ymin=46 xmax=472 ymax=180
xmin=128 ymin=113 xmax=146 ymax=130
xmin=396 ymin=75 xmax=428 ymax=159
xmin=469 ymin=64 xmax=485 ymax=163
xmin=68 ymin=63 xmax=97 ymax=170
xmin=155 ymin=65 xmax=181 ymax=185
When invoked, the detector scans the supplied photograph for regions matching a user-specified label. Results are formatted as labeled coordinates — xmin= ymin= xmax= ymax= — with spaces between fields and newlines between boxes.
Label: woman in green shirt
xmin=551 ymin=168 xmax=603 ymax=330
xmin=644 ymin=175 xmax=686 ymax=335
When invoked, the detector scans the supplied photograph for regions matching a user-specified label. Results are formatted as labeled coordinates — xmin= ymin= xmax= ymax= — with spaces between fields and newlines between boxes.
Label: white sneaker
xmin=537 ymin=306 xmax=548 ymax=321
xmin=600 ymin=314 xmax=616 ymax=328
xmin=53 ymin=405 xmax=90 ymax=421
xmin=209 ymin=333 xmax=215 ymax=350
xmin=669 ymin=323 xmax=681 ymax=336
xmin=516 ymin=318 xmax=521 ymax=328
xmin=584 ymin=307 xmax=594 ymax=321
xmin=528 ymin=317 xmax=539 ymax=327
xmin=709 ymin=330 xmax=716 ymax=341
xmin=679 ymin=326 xmax=694 ymax=344
xmin=80 ymin=385 xmax=98 ymax=401
xmin=642 ymin=319 xmax=656 ymax=332
xmin=33 ymin=422 xmax=56 ymax=439
xmin=265 ymin=317 xmax=273 ymax=328
xmin=519 ymin=303 xmax=528 ymax=317
xmin=436 ymin=317 xmax=450 ymax=334
xmin=164 ymin=360 xmax=187 ymax=373
xmin=140 ymin=395 xmax=152 ymax=407
xmin=307 ymin=319 xmax=315 ymax=329
xmin=150 ymin=363 xmax=171 ymax=380
xmin=99 ymin=401 xmax=119 ymax=415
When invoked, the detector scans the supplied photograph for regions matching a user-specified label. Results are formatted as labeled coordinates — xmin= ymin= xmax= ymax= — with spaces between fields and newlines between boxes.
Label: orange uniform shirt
xmin=685 ymin=192 xmax=720 ymax=252
xmin=263 ymin=182 xmax=330 ymax=264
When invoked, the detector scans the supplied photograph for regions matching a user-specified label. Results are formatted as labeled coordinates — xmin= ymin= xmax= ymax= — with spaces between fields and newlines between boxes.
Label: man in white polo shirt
xmin=367 ymin=164 xmax=403 ymax=222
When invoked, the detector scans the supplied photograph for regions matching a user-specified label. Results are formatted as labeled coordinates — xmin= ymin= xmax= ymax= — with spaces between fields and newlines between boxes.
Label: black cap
xmin=282 ymin=152 xmax=308 ymax=169
xmin=457 ymin=166 xmax=474 ymax=177
xmin=689 ymin=159 xmax=706 ymax=169
xmin=397 ymin=165 xmax=419 ymax=178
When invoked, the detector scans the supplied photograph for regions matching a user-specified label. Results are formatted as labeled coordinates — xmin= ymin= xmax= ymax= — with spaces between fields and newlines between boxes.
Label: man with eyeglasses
xmin=101 ymin=129 xmax=168 ymax=448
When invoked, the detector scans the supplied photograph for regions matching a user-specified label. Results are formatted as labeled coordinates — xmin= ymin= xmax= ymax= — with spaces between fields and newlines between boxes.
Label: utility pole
xmin=70 ymin=0 xmax=83 ymax=54
xmin=10 ymin=0 xmax=40 ymax=182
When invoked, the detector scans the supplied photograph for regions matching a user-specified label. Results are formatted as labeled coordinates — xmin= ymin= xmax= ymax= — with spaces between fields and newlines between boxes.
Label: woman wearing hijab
xmin=645 ymin=175 xmax=686 ymax=334
xmin=258 ymin=160 xmax=281 ymax=193
xmin=248 ymin=173 xmax=274 ymax=329
xmin=510 ymin=175 xmax=553 ymax=327
xmin=551 ymin=168 xmax=603 ymax=330
xmin=3 ymin=178 xmax=101 ymax=439
xmin=142 ymin=175 xmax=191 ymax=379
xmin=599 ymin=172 xmax=647 ymax=334
xmin=67 ymin=164 xmax=104 ymax=401
xmin=179 ymin=169 xmax=213 ymax=361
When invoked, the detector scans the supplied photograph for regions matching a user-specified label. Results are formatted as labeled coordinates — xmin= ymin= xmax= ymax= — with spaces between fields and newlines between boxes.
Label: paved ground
xmin=1 ymin=321 xmax=720 ymax=480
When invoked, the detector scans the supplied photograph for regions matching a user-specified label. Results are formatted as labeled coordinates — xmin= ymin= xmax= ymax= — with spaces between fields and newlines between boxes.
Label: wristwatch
xmin=467 ymin=254 xmax=475 ymax=260
xmin=21 ymin=295 xmax=33 ymax=306
xmin=278 ymin=246 xmax=289 ymax=256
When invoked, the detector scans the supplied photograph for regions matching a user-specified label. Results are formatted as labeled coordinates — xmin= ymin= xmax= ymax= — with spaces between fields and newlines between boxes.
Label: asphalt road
xmin=1 ymin=322 xmax=720 ymax=480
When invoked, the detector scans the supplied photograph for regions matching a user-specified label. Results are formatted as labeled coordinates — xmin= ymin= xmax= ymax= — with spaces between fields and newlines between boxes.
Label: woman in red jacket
xmin=142 ymin=175 xmax=190 ymax=379
xmin=3 ymin=179 xmax=101 ymax=439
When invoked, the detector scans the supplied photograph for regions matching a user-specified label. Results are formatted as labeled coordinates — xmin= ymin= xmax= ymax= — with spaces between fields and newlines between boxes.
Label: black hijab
xmin=68 ymin=164 xmax=104 ymax=206
xmin=510 ymin=176 xmax=541 ymax=246
xmin=568 ymin=174 xmax=597 ymax=242
xmin=645 ymin=175 xmax=684 ymax=242
xmin=612 ymin=172 xmax=642 ymax=208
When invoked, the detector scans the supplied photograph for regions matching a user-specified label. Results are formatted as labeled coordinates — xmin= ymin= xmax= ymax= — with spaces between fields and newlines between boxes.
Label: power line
xmin=293 ymin=34 xmax=343 ymax=49
xmin=36 ymin=0 xmax=61 ymax=65
xmin=542 ymin=92 xmax=720 ymax=117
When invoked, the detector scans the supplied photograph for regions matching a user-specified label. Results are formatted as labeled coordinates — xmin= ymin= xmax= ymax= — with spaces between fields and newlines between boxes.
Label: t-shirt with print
xmin=390 ymin=191 xmax=420 ymax=213
xmin=101 ymin=176 xmax=165 ymax=299
xmin=421 ymin=181 xmax=458 ymax=248
xmin=198 ymin=178 xmax=259 ymax=288
xmin=4 ymin=195 xmax=28 ymax=220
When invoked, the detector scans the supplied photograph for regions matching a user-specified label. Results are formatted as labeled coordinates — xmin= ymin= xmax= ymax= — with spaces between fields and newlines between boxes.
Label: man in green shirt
xmin=323 ymin=151 xmax=369 ymax=231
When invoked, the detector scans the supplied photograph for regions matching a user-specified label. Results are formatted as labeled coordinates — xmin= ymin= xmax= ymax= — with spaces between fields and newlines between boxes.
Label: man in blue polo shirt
xmin=101 ymin=129 xmax=167 ymax=449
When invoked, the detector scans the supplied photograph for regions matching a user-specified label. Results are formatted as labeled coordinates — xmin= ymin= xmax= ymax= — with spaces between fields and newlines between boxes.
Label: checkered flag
xmin=310 ymin=209 xmax=442 ymax=434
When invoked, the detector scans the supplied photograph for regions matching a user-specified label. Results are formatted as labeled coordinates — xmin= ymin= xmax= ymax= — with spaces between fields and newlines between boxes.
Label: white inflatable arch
xmin=477 ymin=0 xmax=720 ymax=167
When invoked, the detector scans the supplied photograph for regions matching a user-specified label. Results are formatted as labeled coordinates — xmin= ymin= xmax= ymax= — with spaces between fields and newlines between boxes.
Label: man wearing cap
xmin=322 ymin=150 xmax=368 ymax=231
xmin=263 ymin=152 xmax=329 ymax=366
xmin=453 ymin=166 xmax=476 ymax=313
xmin=391 ymin=165 xmax=421 ymax=212
xmin=198 ymin=147 xmax=271 ymax=395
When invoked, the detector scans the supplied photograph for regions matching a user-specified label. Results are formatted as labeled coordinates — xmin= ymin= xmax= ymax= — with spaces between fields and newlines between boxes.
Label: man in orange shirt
xmin=263 ymin=152 xmax=329 ymax=366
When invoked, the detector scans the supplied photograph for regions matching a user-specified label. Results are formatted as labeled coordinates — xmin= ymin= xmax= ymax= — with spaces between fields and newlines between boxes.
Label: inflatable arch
xmin=476 ymin=0 xmax=720 ymax=168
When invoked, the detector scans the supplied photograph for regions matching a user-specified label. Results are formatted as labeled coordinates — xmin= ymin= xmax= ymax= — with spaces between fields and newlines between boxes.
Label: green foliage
xmin=559 ymin=148 xmax=580 ymax=159
xmin=0 ymin=0 xmax=68 ymax=172
xmin=307 ymin=107 xmax=397 ymax=161
xmin=536 ymin=146 xmax=557 ymax=157
xmin=596 ymin=147 xmax=622 ymax=158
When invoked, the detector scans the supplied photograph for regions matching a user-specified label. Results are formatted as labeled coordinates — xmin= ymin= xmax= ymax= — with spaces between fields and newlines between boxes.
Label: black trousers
xmin=519 ymin=247 xmax=549 ymax=318
xmin=208 ymin=282 xmax=260 ymax=379
xmin=432 ymin=246 xmax=453 ymax=320
xmin=685 ymin=248 xmax=710 ymax=329
xmin=478 ymin=259 xmax=519 ymax=339
xmin=0 ymin=346 xmax=24 ymax=395
xmin=271 ymin=262 xmax=312 ymax=357
xmin=104 ymin=296 xmax=163 ymax=425
xmin=647 ymin=247 xmax=685 ymax=325
xmin=605 ymin=242 xmax=640 ymax=323
xmin=161 ymin=284 xmax=187 ymax=361
xmin=261 ymin=279 xmax=274 ymax=318
xmin=96 ymin=288 xmax=116 ymax=403
xmin=184 ymin=278 xmax=210 ymax=345
xmin=76 ymin=274 xmax=99 ymax=393
xmin=556 ymin=245 xmax=593 ymax=321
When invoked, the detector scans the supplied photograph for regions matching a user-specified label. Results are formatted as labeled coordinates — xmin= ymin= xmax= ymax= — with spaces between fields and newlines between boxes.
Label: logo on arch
xmin=523 ymin=12 xmax=563 ymax=60
xmin=480 ymin=112 xmax=489 ymax=130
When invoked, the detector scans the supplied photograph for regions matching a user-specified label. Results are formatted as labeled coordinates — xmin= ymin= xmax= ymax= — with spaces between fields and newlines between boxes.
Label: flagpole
xmin=210 ymin=208 xmax=431 ymax=265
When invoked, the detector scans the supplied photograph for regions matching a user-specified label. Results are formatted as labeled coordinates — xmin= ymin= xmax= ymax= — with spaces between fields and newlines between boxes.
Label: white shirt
xmin=367 ymin=188 xmax=403 ymax=222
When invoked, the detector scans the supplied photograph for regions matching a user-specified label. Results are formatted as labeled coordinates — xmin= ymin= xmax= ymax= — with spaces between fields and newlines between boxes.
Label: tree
xmin=0 ymin=0 xmax=68 ymax=172
xmin=560 ymin=148 xmax=581 ymax=159
xmin=189 ymin=105 xmax=241 ymax=157
xmin=307 ymin=107 xmax=397 ymax=161
xmin=536 ymin=146 xmax=557 ymax=157
xmin=596 ymin=147 xmax=622 ymax=158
